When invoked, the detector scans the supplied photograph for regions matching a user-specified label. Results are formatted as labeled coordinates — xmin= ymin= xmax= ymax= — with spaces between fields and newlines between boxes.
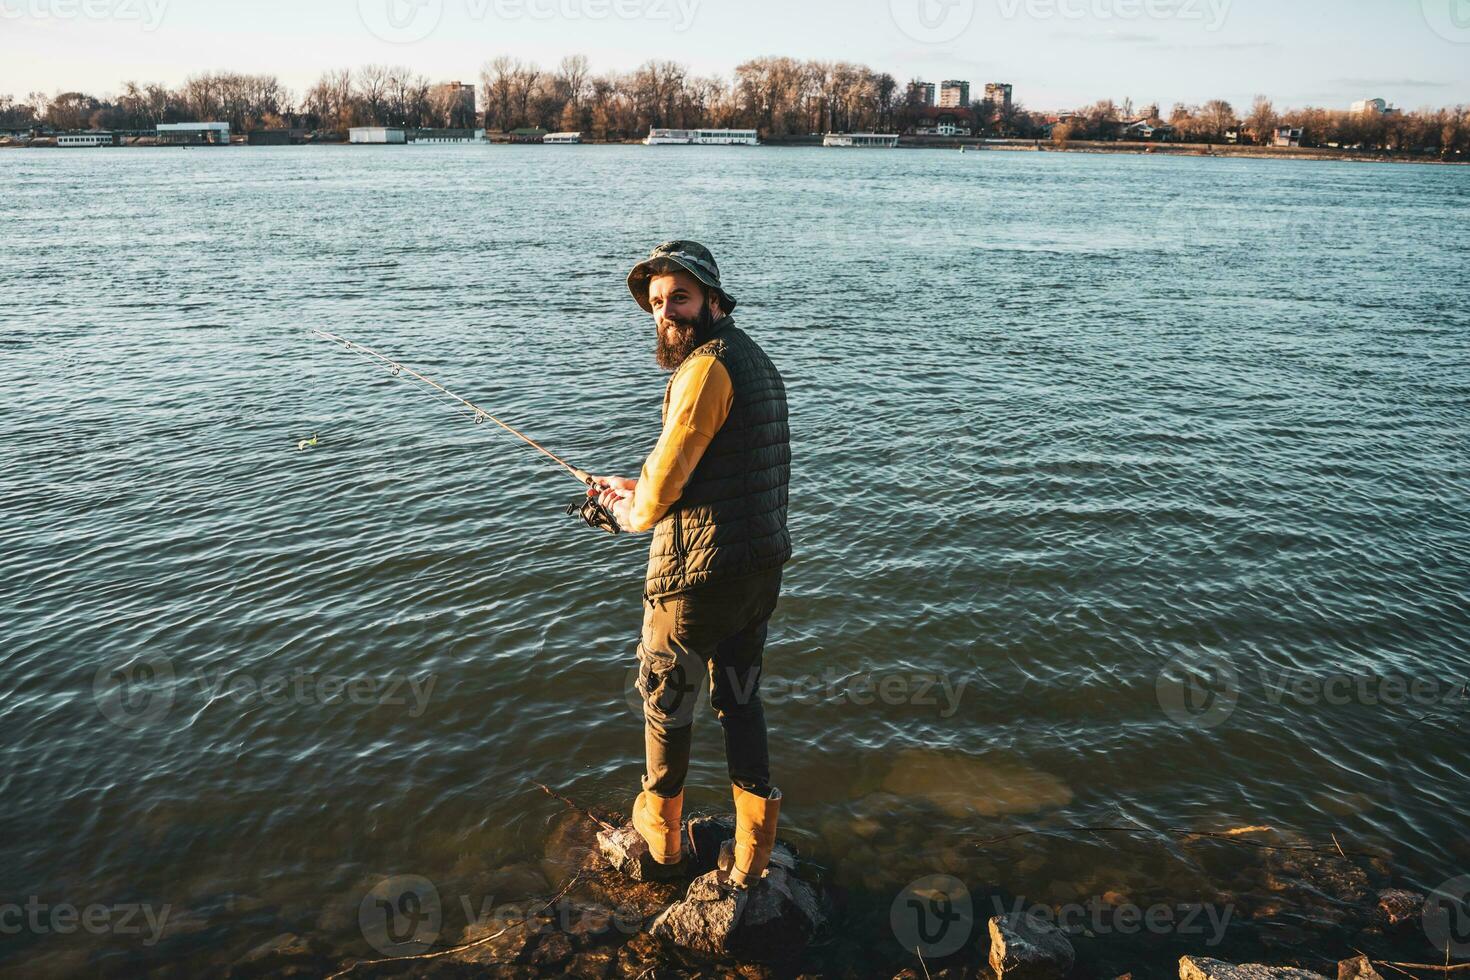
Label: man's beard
xmin=655 ymin=305 xmax=716 ymax=371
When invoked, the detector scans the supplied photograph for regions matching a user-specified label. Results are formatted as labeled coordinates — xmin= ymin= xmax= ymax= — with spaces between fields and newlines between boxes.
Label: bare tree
xmin=558 ymin=54 xmax=590 ymax=106
xmin=1244 ymin=95 xmax=1276 ymax=146
xmin=355 ymin=64 xmax=390 ymax=125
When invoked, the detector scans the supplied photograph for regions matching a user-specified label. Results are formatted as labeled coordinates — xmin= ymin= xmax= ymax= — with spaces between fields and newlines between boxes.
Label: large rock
xmin=1179 ymin=955 xmax=1330 ymax=979
xmin=987 ymin=913 xmax=1075 ymax=980
xmin=649 ymin=863 xmax=824 ymax=963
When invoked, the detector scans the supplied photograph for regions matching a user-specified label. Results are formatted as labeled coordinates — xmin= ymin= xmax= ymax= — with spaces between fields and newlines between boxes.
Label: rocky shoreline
xmin=205 ymin=806 xmax=1460 ymax=980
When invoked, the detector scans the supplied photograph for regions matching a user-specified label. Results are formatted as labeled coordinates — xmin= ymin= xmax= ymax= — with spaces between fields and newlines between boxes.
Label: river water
xmin=2 ymin=144 xmax=1467 ymax=977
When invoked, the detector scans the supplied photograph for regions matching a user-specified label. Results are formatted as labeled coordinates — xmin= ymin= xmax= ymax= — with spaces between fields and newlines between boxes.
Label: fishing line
xmin=310 ymin=329 xmax=622 ymax=534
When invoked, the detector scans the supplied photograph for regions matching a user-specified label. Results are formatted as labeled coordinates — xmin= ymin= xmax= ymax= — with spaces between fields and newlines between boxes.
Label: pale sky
xmin=2 ymin=0 xmax=1468 ymax=112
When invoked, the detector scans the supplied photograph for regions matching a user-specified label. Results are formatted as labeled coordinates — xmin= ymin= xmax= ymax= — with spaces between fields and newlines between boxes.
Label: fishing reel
xmin=568 ymin=490 xmax=623 ymax=535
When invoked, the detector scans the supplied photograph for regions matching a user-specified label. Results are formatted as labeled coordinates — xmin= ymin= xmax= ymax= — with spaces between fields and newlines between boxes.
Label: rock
xmin=987 ymin=913 xmax=1075 ymax=980
xmin=1263 ymin=849 xmax=1370 ymax=906
xmin=687 ymin=814 xmax=738 ymax=871
xmin=449 ymin=905 xmax=543 ymax=966
xmin=543 ymin=811 xmax=605 ymax=885
xmin=616 ymin=931 xmax=666 ymax=975
xmin=529 ymin=929 xmax=574 ymax=968
xmin=229 ymin=932 xmax=327 ymax=978
xmin=240 ymin=932 xmax=313 ymax=963
xmin=564 ymin=946 xmax=617 ymax=977
xmin=1337 ymin=955 xmax=1384 ymax=980
xmin=649 ymin=864 xmax=824 ymax=964
xmin=1374 ymin=889 xmax=1424 ymax=928
xmin=596 ymin=821 xmax=692 ymax=883
xmin=1178 ymin=955 xmax=1330 ymax=979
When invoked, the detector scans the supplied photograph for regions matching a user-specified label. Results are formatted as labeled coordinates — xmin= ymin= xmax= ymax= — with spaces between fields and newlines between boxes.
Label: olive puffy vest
xmin=643 ymin=317 xmax=792 ymax=600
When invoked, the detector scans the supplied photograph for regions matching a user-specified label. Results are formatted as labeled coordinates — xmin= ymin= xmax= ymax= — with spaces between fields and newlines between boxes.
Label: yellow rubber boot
xmin=632 ymin=789 xmax=684 ymax=865
xmin=730 ymin=784 xmax=782 ymax=888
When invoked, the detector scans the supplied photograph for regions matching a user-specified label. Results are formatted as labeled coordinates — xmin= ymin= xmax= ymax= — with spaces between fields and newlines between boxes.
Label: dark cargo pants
xmin=637 ymin=567 xmax=783 ymax=799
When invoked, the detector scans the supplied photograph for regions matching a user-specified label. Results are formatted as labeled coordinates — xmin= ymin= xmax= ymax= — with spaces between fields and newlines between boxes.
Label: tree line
xmin=2 ymin=57 xmax=1465 ymax=156
xmin=1050 ymin=96 xmax=1468 ymax=155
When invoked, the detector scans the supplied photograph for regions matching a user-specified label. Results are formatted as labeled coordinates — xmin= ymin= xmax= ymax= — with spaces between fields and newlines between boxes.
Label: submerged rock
xmin=1373 ymin=889 xmax=1424 ymax=928
xmin=987 ymin=913 xmax=1075 ymax=980
xmin=1336 ymin=955 xmax=1384 ymax=980
xmin=229 ymin=931 xmax=329 ymax=977
xmin=881 ymin=749 xmax=1073 ymax=818
xmin=1179 ymin=955 xmax=1329 ymax=979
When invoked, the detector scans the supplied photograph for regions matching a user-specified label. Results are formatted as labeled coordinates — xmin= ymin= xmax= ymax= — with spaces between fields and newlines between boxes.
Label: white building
xmin=544 ymin=132 xmax=583 ymax=144
xmin=644 ymin=128 xmax=759 ymax=146
xmin=349 ymin=127 xmax=407 ymax=144
xmin=823 ymin=133 xmax=899 ymax=148
xmin=1274 ymin=126 xmax=1304 ymax=148
xmin=57 ymin=133 xmax=115 ymax=147
xmin=156 ymin=122 xmax=230 ymax=145
xmin=1351 ymin=98 xmax=1388 ymax=115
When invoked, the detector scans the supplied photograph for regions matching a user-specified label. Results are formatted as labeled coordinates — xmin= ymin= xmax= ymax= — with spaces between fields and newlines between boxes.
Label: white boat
xmin=544 ymin=132 xmax=583 ymax=144
xmin=644 ymin=128 xmax=759 ymax=146
xmin=823 ymin=133 xmax=900 ymax=148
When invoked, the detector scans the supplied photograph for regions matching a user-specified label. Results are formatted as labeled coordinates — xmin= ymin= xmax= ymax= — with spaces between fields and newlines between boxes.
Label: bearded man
xmin=589 ymin=241 xmax=792 ymax=890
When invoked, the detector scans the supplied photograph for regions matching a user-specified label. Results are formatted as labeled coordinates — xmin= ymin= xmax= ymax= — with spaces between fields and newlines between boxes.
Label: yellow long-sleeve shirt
xmin=624 ymin=355 xmax=734 ymax=533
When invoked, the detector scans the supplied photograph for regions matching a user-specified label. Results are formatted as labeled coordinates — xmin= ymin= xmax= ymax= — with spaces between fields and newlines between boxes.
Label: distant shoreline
xmin=5 ymin=136 xmax=1465 ymax=166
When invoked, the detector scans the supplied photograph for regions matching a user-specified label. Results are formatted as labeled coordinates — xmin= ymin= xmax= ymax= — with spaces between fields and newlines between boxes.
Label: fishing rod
xmin=310 ymin=329 xmax=622 ymax=534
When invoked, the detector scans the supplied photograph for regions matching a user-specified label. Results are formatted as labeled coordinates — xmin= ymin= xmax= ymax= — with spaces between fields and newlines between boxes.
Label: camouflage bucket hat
xmin=626 ymin=240 xmax=738 ymax=315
